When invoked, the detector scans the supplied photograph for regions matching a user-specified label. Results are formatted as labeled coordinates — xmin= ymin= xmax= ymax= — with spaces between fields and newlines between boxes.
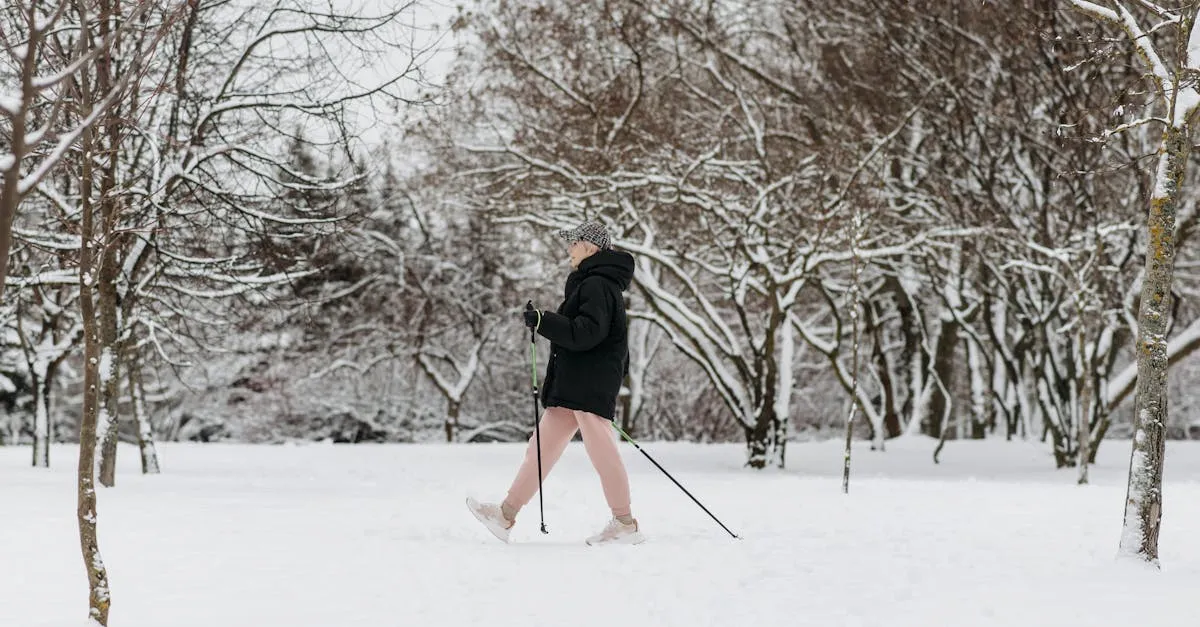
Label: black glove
xmin=523 ymin=304 xmax=541 ymax=329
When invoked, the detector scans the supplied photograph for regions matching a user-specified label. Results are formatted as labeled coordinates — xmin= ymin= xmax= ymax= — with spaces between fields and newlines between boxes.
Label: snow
xmin=97 ymin=349 xmax=113 ymax=384
xmin=1187 ymin=19 xmax=1200 ymax=71
xmin=1152 ymin=148 xmax=1173 ymax=200
xmin=1119 ymin=447 xmax=1148 ymax=555
xmin=0 ymin=92 xmax=19 ymax=116
xmin=1175 ymin=88 xmax=1200 ymax=125
xmin=4 ymin=437 xmax=1200 ymax=627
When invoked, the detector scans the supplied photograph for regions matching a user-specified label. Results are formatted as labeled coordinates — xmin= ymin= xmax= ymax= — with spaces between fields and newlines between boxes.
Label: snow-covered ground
xmin=4 ymin=436 xmax=1199 ymax=627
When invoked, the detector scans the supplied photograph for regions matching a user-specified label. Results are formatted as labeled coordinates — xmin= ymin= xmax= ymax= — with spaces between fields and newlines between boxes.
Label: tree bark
xmin=1119 ymin=122 xmax=1187 ymax=564
xmin=747 ymin=311 xmax=787 ymax=469
xmin=32 ymin=364 xmax=51 ymax=468
xmin=866 ymin=298 xmax=903 ymax=438
xmin=925 ymin=317 xmax=959 ymax=437
xmin=96 ymin=346 xmax=120 ymax=485
xmin=744 ymin=409 xmax=780 ymax=470
xmin=1078 ymin=328 xmax=1091 ymax=485
xmin=445 ymin=400 xmax=460 ymax=443
xmin=619 ymin=386 xmax=635 ymax=439
xmin=128 ymin=351 xmax=160 ymax=474
xmin=76 ymin=71 xmax=112 ymax=626
xmin=78 ymin=294 xmax=112 ymax=625
xmin=843 ymin=247 xmax=861 ymax=493
xmin=95 ymin=10 xmax=126 ymax=488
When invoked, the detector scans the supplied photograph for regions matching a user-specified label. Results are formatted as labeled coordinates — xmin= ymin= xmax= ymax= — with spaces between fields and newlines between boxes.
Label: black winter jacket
xmin=536 ymin=249 xmax=634 ymax=420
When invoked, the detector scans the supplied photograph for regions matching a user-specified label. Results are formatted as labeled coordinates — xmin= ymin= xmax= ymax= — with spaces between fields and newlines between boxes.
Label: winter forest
xmin=4 ymin=1 xmax=1200 ymax=626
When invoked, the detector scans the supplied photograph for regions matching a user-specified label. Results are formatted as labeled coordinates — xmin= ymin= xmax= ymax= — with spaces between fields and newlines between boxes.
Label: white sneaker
xmin=585 ymin=517 xmax=645 ymax=546
xmin=466 ymin=497 xmax=514 ymax=543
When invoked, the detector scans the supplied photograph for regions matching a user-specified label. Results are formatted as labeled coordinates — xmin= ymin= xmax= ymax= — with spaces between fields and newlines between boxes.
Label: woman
xmin=467 ymin=220 xmax=644 ymax=546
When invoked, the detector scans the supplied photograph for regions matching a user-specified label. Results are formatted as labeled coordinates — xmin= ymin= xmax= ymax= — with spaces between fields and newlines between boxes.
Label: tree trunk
xmin=925 ymin=317 xmax=959 ymax=437
xmin=445 ymin=400 xmax=460 ymax=443
xmin=746 ymin=311 xmax=787 ymax=469
xmin=1078 ymin=380 xmax=1091 ymax=485
xmin=77 ymin=86 xmax=112 ymax=625
xmin=622 ymin=319 xmax=652 ymax=439
xmin=1119 ymin=122 xmax=1187 ymax=564
xmin=770 ymin=413 xmax=788 ymax=468
xmin=128 ymin=354 xmax=160 ymax=474
xmin=867 ymin=300 xmax=903 ymax=438
xmin=967 ymin=338 xmax=987 ymax=439
xmin=897 ymin=279 xmax=926 ymax=434
xmin=95 ymin=62 xmax=125 ymax=489
xmin=96 ymin=346 xmax=120 ymax=486
xmin=932 ymin=421 xmax=952 ymax=464
xmin=32 ymin=365 xmax=50 ymax=468
xmin=1088 ymin=414 xmax=1111 ymax=464
xmin=843 ymin=252 xmax=861 ymax=492
xmin=78 ymin=303 xmax=112 ymax=625
xmin=619 ymin=385 xmax=635 ymax=439
xmin=1078 ymin=328 xmax=1091 ymax=485
xmin=1019 ymin=359 xmax=1034 ymax=439
xmin=771 ymin=318 xmax=793 ymax=467
xmin=744 ymin=406 xmax=780 ymax=469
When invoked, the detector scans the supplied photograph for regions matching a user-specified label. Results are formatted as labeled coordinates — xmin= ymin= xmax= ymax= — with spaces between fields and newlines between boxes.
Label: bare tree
xmin=13 ymin=275 xmax=80 ymax=467
xmin=0 ymin=0 xmax=165 ymax=302
xmin=843 ymin=209 xmax=864 ymax=494
xmin=1068 ymin=0 xmax=1200 ymax=565
xmin=73 ymin=0 xmax=436 ymax=481
xmin=126 ymin=340 xmax=159 ymax=473
xmin=444 ymin=0 xmax=952 ymax=466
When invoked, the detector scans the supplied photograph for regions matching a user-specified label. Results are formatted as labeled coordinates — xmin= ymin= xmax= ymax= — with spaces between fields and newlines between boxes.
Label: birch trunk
xmin=1119 ymin=122 xmax=1188 ymax=563
xmin=128 ymin=353 xmax=160 ymax=474
xmin=843 ymin=253 xmax=861 ymax=494
xmin=32 ymin=365 xmax=50 ymax=468
xmin=1078 ymin=328 xmax=1091 ymax=486
xmin=621 ymin=318 xmax=653 ymax=438
xmin=770 ymin=320 xmax=794 ymax=467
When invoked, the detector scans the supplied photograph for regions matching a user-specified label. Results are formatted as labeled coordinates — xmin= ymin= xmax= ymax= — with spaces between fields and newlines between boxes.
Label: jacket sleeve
xmin=537 ymin=278 xmax=611 ymax=351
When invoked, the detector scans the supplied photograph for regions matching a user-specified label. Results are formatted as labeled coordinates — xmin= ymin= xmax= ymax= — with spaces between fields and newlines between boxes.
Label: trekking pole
xmin=526 ymin=302 xmax=549 ymax=534
xmin=612 ymin=423 xmax=740 ymax=539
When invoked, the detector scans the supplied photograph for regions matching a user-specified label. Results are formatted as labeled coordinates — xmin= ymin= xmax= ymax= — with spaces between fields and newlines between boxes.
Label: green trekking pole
xmin=526 ymin=301 xmax=548 ymax=534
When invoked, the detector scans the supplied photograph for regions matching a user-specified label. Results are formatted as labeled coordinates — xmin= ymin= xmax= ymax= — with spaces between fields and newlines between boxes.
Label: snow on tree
xmin=1067 ymin=0 xmax=1200 ymax=566
xmin=0 ymin=0 xmax=173 ymax=304
xmin=441 ymin=0 xmax=955 ymax=467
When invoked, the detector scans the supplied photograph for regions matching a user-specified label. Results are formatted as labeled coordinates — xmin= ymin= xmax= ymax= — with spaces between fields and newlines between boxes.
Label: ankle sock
xmin=616 ymin=514 xmax=635 ymax=525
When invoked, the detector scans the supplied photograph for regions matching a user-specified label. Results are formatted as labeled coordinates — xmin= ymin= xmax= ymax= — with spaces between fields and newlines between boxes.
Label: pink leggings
xmin=503 ymin=407 xmax=632 ymax=518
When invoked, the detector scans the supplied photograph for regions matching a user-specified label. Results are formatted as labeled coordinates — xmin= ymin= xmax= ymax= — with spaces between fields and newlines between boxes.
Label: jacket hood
xmin=578 ymin=249 xmax=635 ymax=291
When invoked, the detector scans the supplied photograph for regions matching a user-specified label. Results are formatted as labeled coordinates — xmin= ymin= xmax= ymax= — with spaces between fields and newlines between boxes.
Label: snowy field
xmin=4 ymin=436 xmax=1199 ymax=627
